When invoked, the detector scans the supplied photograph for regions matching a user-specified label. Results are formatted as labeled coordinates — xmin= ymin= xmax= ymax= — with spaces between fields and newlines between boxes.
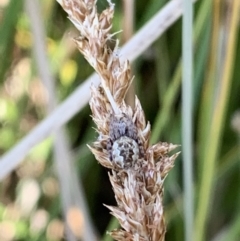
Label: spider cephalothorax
xmin=107 ymin=114 xmax=144 ymax=168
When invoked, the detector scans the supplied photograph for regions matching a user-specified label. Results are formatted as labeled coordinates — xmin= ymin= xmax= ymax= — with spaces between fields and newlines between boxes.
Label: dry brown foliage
xmin=57 ymin=0 xmax=179 ymax=240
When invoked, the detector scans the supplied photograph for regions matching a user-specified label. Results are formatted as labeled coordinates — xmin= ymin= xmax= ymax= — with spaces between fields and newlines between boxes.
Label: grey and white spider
xmin=107 ymin=114 xmax=144 ymax=168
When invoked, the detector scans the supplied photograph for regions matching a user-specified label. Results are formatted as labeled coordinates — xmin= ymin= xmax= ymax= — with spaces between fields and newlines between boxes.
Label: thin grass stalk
xmin=233 ymin=112 xmax=240 ymax=229
xmin=194 ymin=0 xmax=211 ymax=40
xmin=151 ymin=0 xmax=210 ymax=143
xmin=195 ymin=0 xmax=224 ymax=237
xmin=197 ymin=0 xmax=218 ymax=170
xmin=25 ymin=0 xmax=97 ymax=240
xmin=182 ymin=0 xmax=194 ymax=241
xmin=0 ymin=0 xmax=192 ymax=181
xmin=25 ymin=1 xmax=75 ymax=239
xmin=195 ymin=1 xmax=240 ymax=240
xmin=123 ymin=0 xmax=135 ymax=107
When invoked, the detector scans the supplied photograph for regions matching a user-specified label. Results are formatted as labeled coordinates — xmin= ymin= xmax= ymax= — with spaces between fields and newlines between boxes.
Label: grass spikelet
xmin=57 ymin=0 xmax=179 ymax=239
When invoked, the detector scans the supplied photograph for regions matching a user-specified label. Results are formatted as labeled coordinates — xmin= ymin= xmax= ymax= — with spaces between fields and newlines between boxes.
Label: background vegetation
xmin=0 ymin=0 xmax=240 ymax=240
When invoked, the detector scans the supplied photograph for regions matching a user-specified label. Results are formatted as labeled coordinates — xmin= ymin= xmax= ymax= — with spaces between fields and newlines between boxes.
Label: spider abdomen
xmin=111 ymin=136 xmax=140 ymax=168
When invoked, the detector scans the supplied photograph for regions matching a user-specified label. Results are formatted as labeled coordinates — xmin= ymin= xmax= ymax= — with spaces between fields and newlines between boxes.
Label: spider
xmin=107 ymin=114 xmax=144 ymax=168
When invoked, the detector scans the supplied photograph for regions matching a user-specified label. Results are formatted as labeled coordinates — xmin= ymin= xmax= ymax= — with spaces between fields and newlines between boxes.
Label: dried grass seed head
xmin=57 ymin=0 xmax=180 ymax=240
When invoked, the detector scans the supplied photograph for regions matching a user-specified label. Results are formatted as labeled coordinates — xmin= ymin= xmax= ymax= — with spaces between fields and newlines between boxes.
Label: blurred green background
xmin=0 ymin=0 xmax=240 ymax=240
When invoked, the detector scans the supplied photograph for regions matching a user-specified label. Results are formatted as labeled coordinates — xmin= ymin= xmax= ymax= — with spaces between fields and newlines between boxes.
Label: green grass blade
xmin=195 ymin=1 xmax=240 ymax=240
